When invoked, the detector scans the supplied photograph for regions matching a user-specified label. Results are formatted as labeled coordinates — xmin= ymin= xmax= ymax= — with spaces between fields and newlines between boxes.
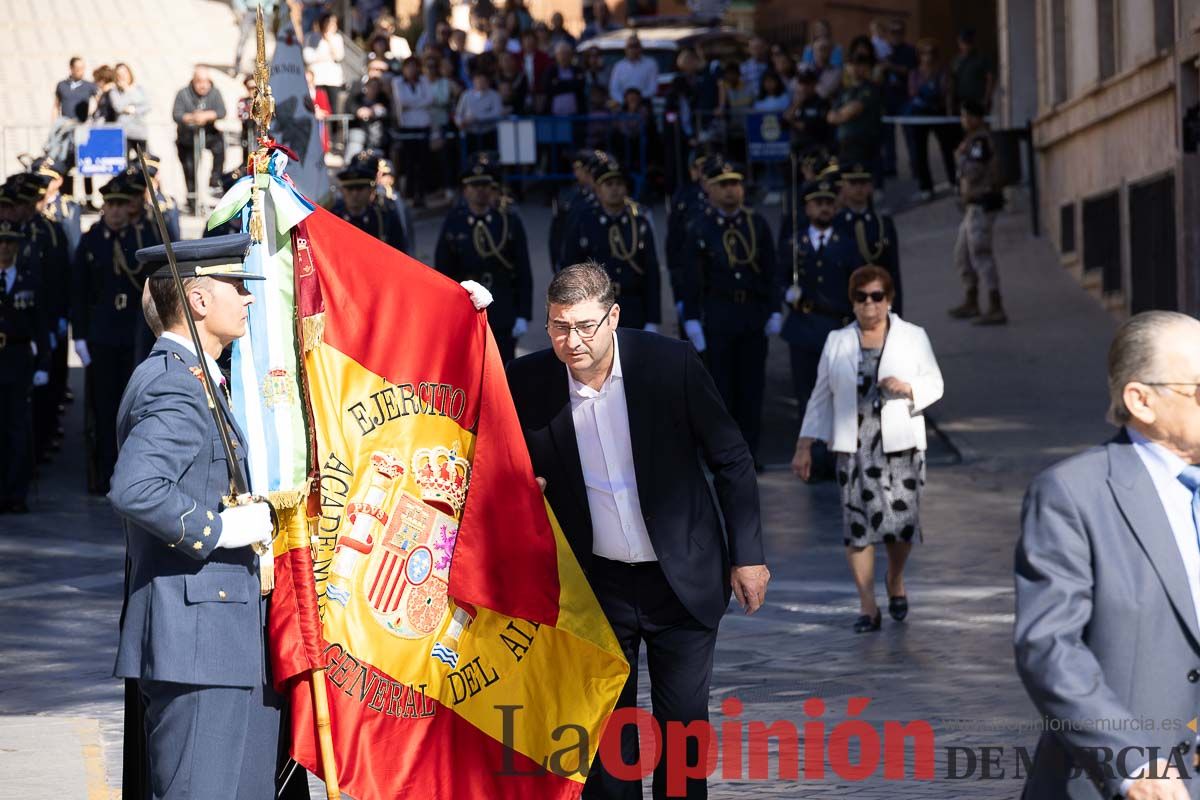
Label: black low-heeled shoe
xmin=853 ymin=609 xmax=882 ymax=633
xmin=888 ymin=595 xmax=909 ymax=621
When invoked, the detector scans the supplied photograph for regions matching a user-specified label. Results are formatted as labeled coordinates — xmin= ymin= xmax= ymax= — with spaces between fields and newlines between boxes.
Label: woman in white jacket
xmin=792 ymin=266 xmax=944 ymax=633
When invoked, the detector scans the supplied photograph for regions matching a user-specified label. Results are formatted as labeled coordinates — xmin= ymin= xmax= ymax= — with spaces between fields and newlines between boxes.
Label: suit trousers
xmin=583 ymin=558 xmax=718 ymax=800
xmin=139 ymin=678 xmax=279 ymax=800
xmin=87 ymin=344 xmax=136 ymax=494
xmin=705 ymin=326 xmax=768 ymax=459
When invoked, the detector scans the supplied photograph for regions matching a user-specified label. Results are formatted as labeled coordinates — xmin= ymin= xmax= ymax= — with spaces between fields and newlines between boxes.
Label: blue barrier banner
xmin=76 ymin=127 xmax=126 ymax=176
xmin=745 ymin=112 xmax=789 ymax=162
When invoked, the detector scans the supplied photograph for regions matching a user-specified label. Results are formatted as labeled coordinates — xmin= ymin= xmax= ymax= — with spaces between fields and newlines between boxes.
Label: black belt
xmin=709 ymin=288 xmax=766 ymax=304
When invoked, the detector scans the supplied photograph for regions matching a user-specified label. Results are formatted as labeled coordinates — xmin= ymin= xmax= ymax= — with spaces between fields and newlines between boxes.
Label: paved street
xmin=0 ymin=183 xmax=1122 ymax=798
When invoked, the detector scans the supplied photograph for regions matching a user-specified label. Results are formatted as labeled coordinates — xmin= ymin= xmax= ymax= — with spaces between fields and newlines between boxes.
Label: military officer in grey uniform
xmin=110 ymin=232 xmax=278 ymax=800
xmin=434 ymin=152 xmax=533 ymax=365
xmin=680 ymin=157 xmax=778 ymax=464
xmin=560 ymin=155 xmax=661 ymax=330
xmin=834 ymin=161 xmax=903 ymax=315
xmin=331 ymin=162 xmax=409 ymax=252
xmin=71 ymin=176 xmax=149 ymax=494
xmin=0 ymin=220 xmax=50 ymax=512
xmin=779 ymin=177 xmax=859 ymax=480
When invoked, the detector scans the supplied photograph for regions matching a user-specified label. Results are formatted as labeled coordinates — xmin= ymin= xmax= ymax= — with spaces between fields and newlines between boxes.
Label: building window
xmin=1060 ymin=203 xmax=1075 ymax=254
xmin=1098 ymin=0 xmax=1117 ymax=80
xmin=1082 ymin=191 xmax=1121 ymax=293
xmin=1154 ymin=0 xmax=1176 ymax=51
xmin=1129 ymin=174 xmax=1177 ymax=311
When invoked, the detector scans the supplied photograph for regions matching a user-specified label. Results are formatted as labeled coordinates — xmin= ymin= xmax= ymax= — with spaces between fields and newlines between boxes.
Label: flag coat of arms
xmin=266 ymin=205 xmax=629 ymax=799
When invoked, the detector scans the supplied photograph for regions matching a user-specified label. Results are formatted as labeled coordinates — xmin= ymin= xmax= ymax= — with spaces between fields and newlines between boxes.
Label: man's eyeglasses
xmin=1142 ymin=382 xmax=1200 ymax=400
xmin=547 ymin=303 xmax=615 ymax=340
xmin=853 ymin=290 xmax=887 ymax=304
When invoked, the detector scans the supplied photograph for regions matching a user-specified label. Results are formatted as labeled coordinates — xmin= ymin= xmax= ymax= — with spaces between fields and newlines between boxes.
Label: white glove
xmin=764 ymin=312 xmax=783 ymax=337
xmin=460 ymin=280 xmax=493 ymax=310
xmin=643 ymin=322 xmax=659 ymax=333
xmin=48 ymin=332 xmax=58 ymax=350
xmin=74 ymin=339 xmax=91 ymax=367
xmin=675 ymin=300 xmax=685 ymax=319
xmin=216 ymin=501 xmax=274 ymax=550
xmin=29 ymin=341 xmax=37 ymax=357
xmin=32 ymin=370 xmax=49 ymax=387
xmin=57 ymin=318 xmax=68 ymax=337
xmin=785 ymin=285 xmax=803 ymax=304
xmin=684 ymin=320 xmax=706 ymax=353
xmin=511 ymin=317 xmax=528 ymax=338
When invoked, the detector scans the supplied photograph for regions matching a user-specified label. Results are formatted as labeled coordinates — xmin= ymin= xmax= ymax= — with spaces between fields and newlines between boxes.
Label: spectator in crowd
xmin=584 ymin=84 xmax=614 ymax=149
xmin=111 ymin=63 xmax=151 ymax=163
xmin=449 ymin=28 xmax=471 ymax=84
xmin=754 ymin=71 xmax=791 ymax=113
xmin=172 ymin=66 xmax=227 ymax=207
xmin=306 ymin=68 xmax=332 ymax=154
xmin=236 ymin=74 xmax=258 ymax=158
xmin=300 ymin=0 xmax=325 ymax=35
xmin=785 ymin=68 xmax=833 ymax=157
xmin=794 ymin=266 xmax=943 ymax=633
xmin=519 ymin=29 xmax=552 ymax=101
xmin=772 ymin=49 xmax=799 ymax=93
xmin=802 ymin=20 xmax=844 ymax=67
xmin=609 ymin=35 xmax=659 ymax=106
xmin=905 ymin=39 xmax=958 ymax=201
xmin=427 ymin=55 xmax=461 ymax=199
xmin=507 ymin=0 xmax=534 ymax=34
xmin=54 ymin=56 xmax=95 ymax=124
xmin=664 ymin=48 xmax=701 ymax=183
xmin=368 ymin=13 xmax=413 ymax=62
xmin=90 ymin=65 xmax=118 ymax=123
xmin=233 ymin=0 xmax=277 ymax=73
xmin=716 ymin=60 xmax=755 ymax=118
xmin=827 ymin=48 xmax=883 ymax=184
xmin=545 ymin=42 xmax=586 ymax=116
xmin=582 ymin=47 xmax=610 ymax=98
xmin=810 ymin=37 xmax=843 ymax=100
xmin=346 ymin=75 xmax=392 ymax=163
xmin=869 ymin=18 xmax=892 ymax=61
xmin=951 ymin=27 xmax=994 ymax=113
xmin=614 ymin=87 xmax=659 ymax=172
xmin=455 ymin=69 xmax=504 ymax=151
xmin=498 ymin=51 xmax=531 ymax=115
xmin=303 ymin=12 xmax=347 ymax=114
xmin=549 ymin=12 xmax=575 ymax=48
xmin=581 ymin=0 xmax=618 ymax=42
xmin=485 ymin=14 xmax=521 ymax=54
xmin=881 ymin=19 xmax=917 ymax=177
xmin=534 ymin=22 xmax=553 ymax=55
xmin=693 ymin=41 xmax=721 ymax=115
xmin=392 ymin=56 xmax=435 ymax=208
xmin=740 ymin=36 xmax=771 ymax=95
xmin=421 ymin=20 xmax=454 ymax=60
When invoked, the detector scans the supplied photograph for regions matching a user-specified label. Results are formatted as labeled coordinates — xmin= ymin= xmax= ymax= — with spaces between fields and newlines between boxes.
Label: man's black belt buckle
xmin=732 ymin=289 xmax=748 ymax=304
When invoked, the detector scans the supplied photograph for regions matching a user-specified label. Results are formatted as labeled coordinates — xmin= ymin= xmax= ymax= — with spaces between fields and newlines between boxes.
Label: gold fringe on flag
xmin=302 ymin=313 xmax=326 ymax=352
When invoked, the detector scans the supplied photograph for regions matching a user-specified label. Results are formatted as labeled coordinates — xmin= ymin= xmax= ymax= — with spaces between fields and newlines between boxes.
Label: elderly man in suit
xmin=507 ymin=261 xmax=770 ymax=800
xmin=1015 ymin=310 xmax=1200 ymax=800
xmin=109 ymin=233 xmax=278 ymax=799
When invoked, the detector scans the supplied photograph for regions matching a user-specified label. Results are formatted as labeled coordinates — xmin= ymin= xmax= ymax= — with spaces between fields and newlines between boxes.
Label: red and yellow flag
xmin=268 ymin=207 xmax=628 ymax=799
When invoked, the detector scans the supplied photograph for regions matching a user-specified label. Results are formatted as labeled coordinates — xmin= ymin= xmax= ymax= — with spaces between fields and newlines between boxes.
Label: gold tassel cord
xmin=301 ymin=313 xmax=326 ymax=353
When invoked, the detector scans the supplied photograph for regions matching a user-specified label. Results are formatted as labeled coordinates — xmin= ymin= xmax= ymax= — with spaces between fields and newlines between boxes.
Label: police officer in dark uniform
xmin=779 ymin=177 xmax=859 ymax=451
xmin=0 ymin=220 xmax=50 ymax=512
xmin=370 ymin=155 xmax=416 ymax=254
xmin=331 ymin=162 xmax=409 ymax=252
xmin=548 ymin=149 xmax=599 ymax=273
xmin=834 ymin=161 xmax=902 ymax=315
xmin=8 ymin=173 xmax=70 ymax=459
xmin=142 ymin=153 xmax=182 ymax=242
xmin=32 ymin=158 xmax=82 ymax=259
xmin=434 ymin=153 xmax=532 ymax=365
xmin=679 ymin=157 xmax=778 ymax=463
xmin=665 ymin=151 xmax=710 ymax=323
xmin=71 ymin=176 xmax=150 ymax=494
xmin=118 ymin=166 xmax=164 ymax=251
xmin=561 ymin=154 xmax=661 ymax=330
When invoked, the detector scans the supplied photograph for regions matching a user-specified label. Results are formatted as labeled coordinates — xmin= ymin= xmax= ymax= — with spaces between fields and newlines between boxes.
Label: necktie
xmin=1179 ymin=465 xmax=1200 ymax=545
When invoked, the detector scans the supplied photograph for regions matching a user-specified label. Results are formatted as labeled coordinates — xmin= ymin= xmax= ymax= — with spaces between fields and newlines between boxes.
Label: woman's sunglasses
xmin=853 ymin=290 xmax=887 ymax=304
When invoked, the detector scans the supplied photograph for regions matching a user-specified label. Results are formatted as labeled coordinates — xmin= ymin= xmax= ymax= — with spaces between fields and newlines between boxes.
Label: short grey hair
xmin=547 ymin=261 xmax=615 ymax=308
xmin=1107 ymin=310 xmax=1197 ymax=425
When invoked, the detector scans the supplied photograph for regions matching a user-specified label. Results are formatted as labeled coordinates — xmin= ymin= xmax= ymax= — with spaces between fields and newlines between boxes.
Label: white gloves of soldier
xmin=460 ymin=280 xmax=493 ymax=311
xmin=512 ymin=317 xmax=528 ymax=339
xmin=32 ymin=370 xmax=49 ymax=387
xmin=74 ymin=339 xmax=92 ymax=367
xmin=684 ymin=320 xmax=706 ymax=353
xmin=764 ymin=312 xmax=783 ymax=337
xmin=216 ymin=501 xmax=274 ymax=550
xmin=643 ymin=322 xmax=659 ymax=334
xmin=675 ymin=300 xmax=685 ymax=320
xmin=785 ymin=285 xmax=803 ymax=305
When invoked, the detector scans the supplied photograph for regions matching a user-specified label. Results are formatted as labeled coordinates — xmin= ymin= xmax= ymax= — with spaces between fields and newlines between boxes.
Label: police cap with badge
xmin=840 ymin=161 xmax=873 ymax=183
xmin=100 ymin=175 xmax=139 ymax=203
xmin=0 ymin=219 xmax=25 ymax=242
xmin=337 ymin=162 xmax=376 ymax=188
xmin=802 ymin=177 xmax=839 ymax=203
xmin=703 ymin=157 xmax=744 ymax=185
xmin=136 ymin=233 xmax=265 ymax=281
xmin=590 ymin=153 xmax=625 ymax=184
xmin=30 ymin=157 xmax=66 ymax=183
xmin=462 ymin=152 xmax=500 ymax=186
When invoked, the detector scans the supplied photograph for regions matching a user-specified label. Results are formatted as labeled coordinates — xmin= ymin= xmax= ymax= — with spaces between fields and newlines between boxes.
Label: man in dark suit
xmin=109 ymin=233 xmax=279 ymax=799
xmin=507 ymin=262 xmax=770 ymax=800
xmin=1015 ymin=311 xmax=1200 ymax=800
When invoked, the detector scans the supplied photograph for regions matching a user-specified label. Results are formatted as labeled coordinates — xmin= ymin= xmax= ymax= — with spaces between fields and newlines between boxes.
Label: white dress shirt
xmin=608 ymin=56 xmax=659 ymax=104
xmin=568 ymin=336 xmax=656 ymax=563
xmin=807 ymin=224 xmax=831 ymax=249
xmin=161 ymin=331 xmax=226 ymax=389
xmin=1 ymin=265 xmax=15 ymax=295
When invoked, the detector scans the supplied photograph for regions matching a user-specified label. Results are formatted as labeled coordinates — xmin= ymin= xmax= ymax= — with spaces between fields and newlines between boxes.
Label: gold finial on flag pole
xmin=248 ymin=5 xmax=274 ymax=243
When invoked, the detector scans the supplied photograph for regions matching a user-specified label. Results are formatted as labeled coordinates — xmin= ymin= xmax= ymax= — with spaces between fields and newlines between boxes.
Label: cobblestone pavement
xmin=0 ymin=188 xmax=1119 ymax=798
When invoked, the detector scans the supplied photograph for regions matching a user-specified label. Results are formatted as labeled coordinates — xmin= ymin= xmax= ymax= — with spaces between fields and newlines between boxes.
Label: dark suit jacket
xmin=507 ymin=329 xmax=764 ymax=628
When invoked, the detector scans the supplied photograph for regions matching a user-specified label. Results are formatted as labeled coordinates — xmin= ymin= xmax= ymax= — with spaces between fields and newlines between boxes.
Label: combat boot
xmin=974 ymin=290 xmax=1008 ymax=325
xmin=947 ymin=288 xmax=979 ymax=319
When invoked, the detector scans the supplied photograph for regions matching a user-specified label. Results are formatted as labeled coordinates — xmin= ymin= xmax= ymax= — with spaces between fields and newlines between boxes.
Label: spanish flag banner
xmin=270 ymin=205 xmax=629 ymax=799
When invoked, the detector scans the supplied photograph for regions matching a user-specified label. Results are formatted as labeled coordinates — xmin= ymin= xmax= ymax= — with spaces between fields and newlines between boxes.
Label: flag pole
xmin=248 ymin=7 xmax=339 ymax=797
